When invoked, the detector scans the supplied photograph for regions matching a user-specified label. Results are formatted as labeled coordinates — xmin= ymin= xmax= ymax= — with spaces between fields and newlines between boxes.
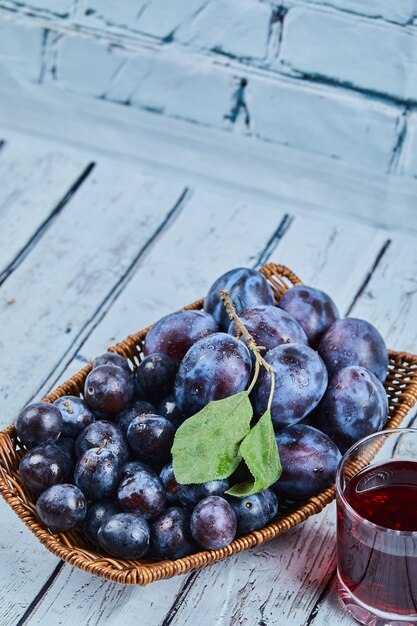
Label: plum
xmin=228 ymin=305 xmax=308 ymax=353
xmin=253 ymin=343 xmax=328 ymax=429
xmin=318 ymin=317 xmax=388 ymax=382
xmin=175 ymin=333 xmax=252 ymax=416
xmin=204 ymin=268 xmax=274 ymax=331
xmin=150 ymin=507 xmax=196 ymax=559
xmin=98 ymin=512 xmax=150 ymax=559
xmin=314 ymin=365 xmax=388 ymax=453
xmin=190 ymin=496 xmax=236 ymax=549
xmin=127 ymin=415 xmax=175 ymax=467
xmin=144 ymin=310 xmax=218 ymax=363
xmin=16 ymin=403 xmax=62 ymax=448
xmin=84 ymin=365 xmax=134 ymax=413
xmin=136 ymin=353 xmax=178 ymax=404
xmin=279 ymin=285 xmax=339 ymax=348
xmin=272 ymin=424 xmax=341 ymax=499
xmin=36 ymin=484 xmax=87 ymax=531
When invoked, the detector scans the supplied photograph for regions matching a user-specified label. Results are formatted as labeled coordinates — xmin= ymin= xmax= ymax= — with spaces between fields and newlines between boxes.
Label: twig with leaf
xmin=172 ymin=290 xmax=281 ymax=497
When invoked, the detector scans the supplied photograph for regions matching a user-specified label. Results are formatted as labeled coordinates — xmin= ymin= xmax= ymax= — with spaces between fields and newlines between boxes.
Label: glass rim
xmin=335 ymin=427 xmax=417 ymax=535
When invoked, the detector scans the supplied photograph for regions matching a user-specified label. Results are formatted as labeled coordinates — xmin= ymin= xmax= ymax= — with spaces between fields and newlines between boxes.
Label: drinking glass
xmin=336 ymin=428 xmax=417 ymax=626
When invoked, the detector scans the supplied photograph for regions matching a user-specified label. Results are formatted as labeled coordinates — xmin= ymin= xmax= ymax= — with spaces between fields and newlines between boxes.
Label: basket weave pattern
xmin=1 ymin=263 xmax=417 ymax=585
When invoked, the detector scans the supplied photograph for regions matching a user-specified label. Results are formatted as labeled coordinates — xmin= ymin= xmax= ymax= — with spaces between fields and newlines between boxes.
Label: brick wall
xmin=1 ymin=0 xmax=416 ymax=175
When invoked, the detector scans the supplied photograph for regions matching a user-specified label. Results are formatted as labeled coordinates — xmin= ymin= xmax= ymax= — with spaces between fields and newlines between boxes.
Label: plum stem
xmin=220 ymin=289 xmax=275 ymax=408
xmin=96 ymin=439 xmax=108 ymax=455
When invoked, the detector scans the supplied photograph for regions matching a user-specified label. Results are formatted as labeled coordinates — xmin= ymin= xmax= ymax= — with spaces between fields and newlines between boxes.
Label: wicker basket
xmin=1 ymin=263 xmax=417 ymax=586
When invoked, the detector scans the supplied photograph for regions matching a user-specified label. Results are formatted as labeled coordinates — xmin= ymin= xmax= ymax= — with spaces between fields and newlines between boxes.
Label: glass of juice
xmin=336 ymin=427 xmax=417 ymax=625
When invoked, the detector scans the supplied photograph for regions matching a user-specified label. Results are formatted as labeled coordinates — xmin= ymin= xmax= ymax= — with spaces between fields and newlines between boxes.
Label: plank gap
xmin=0 ymin=161 xmax=95 ymax=287
xmin=256 ymin=213 xmax=293 ymax=267
xmin=304 ymin=567 xmax=337 ymax=626
xmin=15 ymin=561 xmax=65 ymax=626
xmin=160 ymin=572 xmax=199 ymax=626
xmin=345 ymin=238 xmax=391 ymax=315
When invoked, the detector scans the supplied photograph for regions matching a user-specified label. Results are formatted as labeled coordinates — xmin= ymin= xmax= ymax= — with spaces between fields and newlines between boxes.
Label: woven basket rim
xmin=1 ymin=262 xmax=417 ymax=585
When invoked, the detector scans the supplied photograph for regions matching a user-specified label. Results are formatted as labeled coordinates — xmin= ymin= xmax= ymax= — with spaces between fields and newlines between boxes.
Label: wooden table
xmin=1 ymin=125 xmax=416 ymax=626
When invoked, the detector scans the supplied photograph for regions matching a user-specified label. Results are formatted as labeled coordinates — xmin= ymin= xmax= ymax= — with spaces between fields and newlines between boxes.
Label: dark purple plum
xmin=157 ymin=396 xmax=186 ymax=428
xmin=174 ymin=333 xmax=252 ymax=416
xmin=83 ymin=500 xmax=120 ymax=544
xmin=97 ymin=512 xmax=150 ymax=559
xmin=272 ymin=424 xmax=341 ymax=499
xmin=229 ymin=489 xmax=278 ymax=535
xmin=150 ymin=507 xmax=196 ymax=559
xmin=136 ymin=353 xmax=178 ymax=404
xmin=54 ymin=396 xmax=95 ymax=438
xmin=314 ymin=366 xmax=388 ymax=453
xmin=84 ymin=364 xmax=134 ymax=414
xmin=75 ymin=447 xmax=121 ymax=500
xmin=75 ymin=421 xmax=129 ymax=464
xmin=93 ymin=352 xmax=132 ymax=375
xmin=228 ymin=305 xmax=308 ymax=353
xmin=121 ymin=460 xmax=155 ymax=480
xmin=190 ymin=496 xmax=237 ymax=550
xmin=117 ymin=469 xmax=166 ymax=519
xmin=318 ymin=317 xmax=388 ymax=382
xmin=15 ymin=402 xmax=62 ymax=448
xmin=36 ymin=484 xmax=87 ymax=531
xmin=178 ymin=479 xmax=229 ymax=510
xmin=54 ymin=437 xmax=76 ymax=470
xmin=19 ymin=444 xmax=70 ymax=494
xmin=279 ymin=286 xmax=339 ymax=348
xmin=159 ymin=463 xmax=180 ymax=505
xmin=127 ymin=415 xmax=175 ymax=468
xmin=262 ymin=487 xmax=279 ymax=520
xmin=204 ymin=267 xmax=274 ymax=331
xmin=144 ymin=310 xmax=218 ymax=363
xmin=254 ymin=343 xmax=328 ymax=429
xmin=115 ymin=399 xmax=155 ymax=436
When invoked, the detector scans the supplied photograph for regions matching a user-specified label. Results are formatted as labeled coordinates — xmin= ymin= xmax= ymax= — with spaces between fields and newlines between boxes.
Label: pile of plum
xmin=15 ymin=267 xmax=389 ymax=560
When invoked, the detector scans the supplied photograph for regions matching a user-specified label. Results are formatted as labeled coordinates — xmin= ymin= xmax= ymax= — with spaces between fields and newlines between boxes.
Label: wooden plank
xmin=0 ymin=161 xmax=185 ymax=428
xmin=350 ymin=236 xmax=417 ymax=352
xmin=23 ymin=209 xmax=386 ymax=626
xmin=0 ymin=137 xmax=91 ymax=281
xmin=0 ymin=503 xmax=61 ymax=626
xmin=0 ymin=164 xmax=185 ymax=623
xmin=20 ymin=189 xmax=288 ymax=626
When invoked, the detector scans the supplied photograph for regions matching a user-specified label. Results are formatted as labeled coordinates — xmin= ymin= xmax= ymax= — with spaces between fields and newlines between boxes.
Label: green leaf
xmin=172 ymin=391 xmax=253 ymax=484
xmin=226 ymin=409 xmax=282 ymax=497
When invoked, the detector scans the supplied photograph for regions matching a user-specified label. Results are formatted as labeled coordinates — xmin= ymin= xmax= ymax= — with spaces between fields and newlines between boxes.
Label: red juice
xmin=337 ymin=459 xmax=417 ymax=617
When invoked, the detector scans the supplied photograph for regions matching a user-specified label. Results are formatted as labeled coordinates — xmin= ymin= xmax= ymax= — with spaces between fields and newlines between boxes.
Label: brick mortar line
xmin=0 ymin=3 xmax=415 ymax=110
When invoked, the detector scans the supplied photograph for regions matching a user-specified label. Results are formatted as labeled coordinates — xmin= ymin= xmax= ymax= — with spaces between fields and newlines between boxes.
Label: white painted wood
xmin=20 ymin=567 xmax=186 ymax=626
xmin=1 ymin=86 xmax=417 ymax=236
xmin=350 ymin=236 xmax=417 ymax=353
xmin=0 ymin=137 xmax=88 ymax=277
xmin=0 ymin=502 xmax=60 ymax=626
xmin=0 ymin=161 xmax=184 ymax=426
